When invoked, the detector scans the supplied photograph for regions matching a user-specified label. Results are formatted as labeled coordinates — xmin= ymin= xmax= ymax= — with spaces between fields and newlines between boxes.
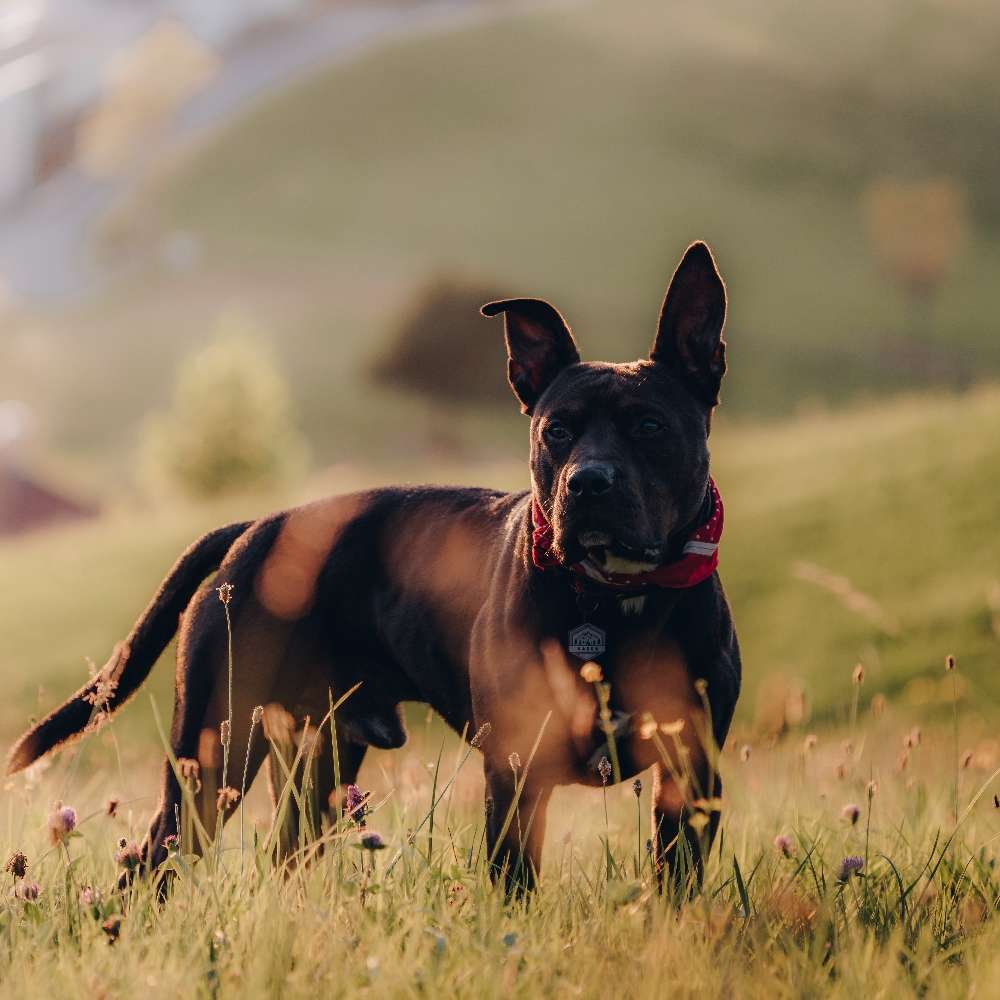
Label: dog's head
xmin=483 ymin=242 xmax=727 ymax=570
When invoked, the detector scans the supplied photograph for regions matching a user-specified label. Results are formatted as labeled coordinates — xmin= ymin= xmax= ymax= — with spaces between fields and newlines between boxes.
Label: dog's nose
xmin=567 ymin=463 xmax=615 ymax=498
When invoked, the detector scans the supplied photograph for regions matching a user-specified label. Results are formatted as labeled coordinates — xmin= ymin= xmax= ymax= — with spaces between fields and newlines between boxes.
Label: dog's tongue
xmin=591 ymin=550 xmax=659 ymax=575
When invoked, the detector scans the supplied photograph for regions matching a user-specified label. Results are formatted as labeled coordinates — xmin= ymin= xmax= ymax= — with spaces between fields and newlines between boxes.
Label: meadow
xmin=2 ymin=387 xmax=1000 ymax=996
xmin=2 ymin=0 xmax=999 ymax=993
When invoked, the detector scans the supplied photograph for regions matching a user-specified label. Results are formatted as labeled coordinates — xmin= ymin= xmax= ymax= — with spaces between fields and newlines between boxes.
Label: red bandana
xmin=531 ymin=478 xmax=723 ymax=591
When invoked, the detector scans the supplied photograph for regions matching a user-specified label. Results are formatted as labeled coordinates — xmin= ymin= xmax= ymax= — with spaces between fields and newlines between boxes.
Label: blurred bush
xmin=865 ymin=178 xmax=969 ymax=333
xmin=369 ymin=278 xmax=508 ymax=407
xmin=141 ymin=314 xmax=307 ymax=498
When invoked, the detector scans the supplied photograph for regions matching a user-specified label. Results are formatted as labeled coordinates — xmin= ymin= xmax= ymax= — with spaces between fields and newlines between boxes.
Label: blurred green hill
xmin=2 ymin=386 xmax=998 ymax=759
xmin=3 ymin=0 xmax=1000 ymax=475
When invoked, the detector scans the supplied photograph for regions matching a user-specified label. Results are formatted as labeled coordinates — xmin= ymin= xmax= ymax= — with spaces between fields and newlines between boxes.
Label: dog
xmin=7 ymin=241 xmax=740 ymax=893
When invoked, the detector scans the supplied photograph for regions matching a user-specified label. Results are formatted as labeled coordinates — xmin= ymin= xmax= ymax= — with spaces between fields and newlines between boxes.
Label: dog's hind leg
xmin=140 ymin=521 xmax=291 ymax=874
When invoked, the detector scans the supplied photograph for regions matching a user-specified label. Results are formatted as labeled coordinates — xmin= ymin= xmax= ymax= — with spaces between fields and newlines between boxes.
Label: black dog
xmin=8 ymin=241 xmax=740 ymax=892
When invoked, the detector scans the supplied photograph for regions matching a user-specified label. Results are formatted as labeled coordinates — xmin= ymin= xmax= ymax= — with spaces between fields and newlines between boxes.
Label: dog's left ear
xmin=482 ymin=298 xmax=580 ymax=414
xmin=650 ymin=241 xmax=727 ymax=407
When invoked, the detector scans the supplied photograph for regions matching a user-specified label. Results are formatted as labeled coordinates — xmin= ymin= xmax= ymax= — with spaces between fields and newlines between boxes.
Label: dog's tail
xmin=6 ymin=520 xmax=251 ymax=776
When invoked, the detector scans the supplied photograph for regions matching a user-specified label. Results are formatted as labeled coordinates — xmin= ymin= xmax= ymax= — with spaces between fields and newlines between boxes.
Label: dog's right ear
xmin=481 ymin=298 xmax=580 ymax=414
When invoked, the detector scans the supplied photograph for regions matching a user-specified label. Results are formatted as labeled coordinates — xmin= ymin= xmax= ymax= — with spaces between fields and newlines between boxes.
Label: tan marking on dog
xmin=197 ymin=726 xmax=223 ymax=769
xmin=384 ymin=504 xmax=497 ymax=622
xmin=255 ymin=495 xmax=365 ymax=621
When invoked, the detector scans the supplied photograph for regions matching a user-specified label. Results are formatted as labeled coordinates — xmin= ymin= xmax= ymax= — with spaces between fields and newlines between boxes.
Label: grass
xmin=5 ymin=668 xmax=1000 ymax=996
xmin=6 ymin=0 xmax=1000 ymax=472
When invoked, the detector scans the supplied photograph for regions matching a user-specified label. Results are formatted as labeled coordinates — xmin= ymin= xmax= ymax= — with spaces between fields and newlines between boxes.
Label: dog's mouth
xmin=572 ymin=529 xmax=664 ymax=572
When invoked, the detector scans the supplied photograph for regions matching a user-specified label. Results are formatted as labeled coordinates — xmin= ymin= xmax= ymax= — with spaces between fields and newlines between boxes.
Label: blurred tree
xmin=141 ymin=315 xmax=307 ymax=497
xmin=368 ymin=278 xmax=510 ymax=456
xmin=865 ymin=178 xmax=969 ymax=336
xmin=369 ymin=278 xmax=508 ymax=407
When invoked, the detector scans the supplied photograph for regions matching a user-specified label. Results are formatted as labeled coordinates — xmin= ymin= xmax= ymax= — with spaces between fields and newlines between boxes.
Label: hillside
xmin=3 ymin=386 xmax=997 ymax=761
xmin=4 ymin=0 xmax=1000 ymax=473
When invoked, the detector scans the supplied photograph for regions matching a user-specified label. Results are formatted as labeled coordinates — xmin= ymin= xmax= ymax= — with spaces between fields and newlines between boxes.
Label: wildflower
xmin=580 ymin=662 xmax=603 ymax=684
xmin=632 ymin=778 xmax=642 ymax=798
xmin=470 ymin=722 xmax=492 ymax=749
xmin=739 ymin=744 xmax=751 ymax=763
xmin=106 ymin=797 xmax=120 ymax=818
xmin=447 ymin=881 xmax=468 ymax=907
xmin=837 ymin=855 xmax=864 ymax=883
xmin=102 ymin=914 xmax=122 ymax=943
xmin=508 ymin=752 xmax=521 ymax=772
xmin=79 ymin=885 xmax=102 ymax=910
xmin=15 ymin=880 xmax=40 ymax=901
xmin=345 ymin=784 xmax=367 ymax=826
xmin=803 ymin=734 xmax=818 ymax=753
xmin=866 ymin=780 xmax=878 ymax=799
xmin=598 ymin=756 xmax=612 ymax=785
xmin=852 ymin=663 xmax=865 ymax=685
xmin=47 ymin=801 xmax=77 ymax=846
xmin=115 ymin=839 xmax=142 ymax=871
xmin=841 ymin=803 xmax=860 ymax=825
xmin=178 ymin=757 xmax=202 ymax=792
xmin=164 ymin=834 xmax=180 ymax=855
xmin=84 ymin=673 xmax=118 ymax=710
xmin=216 ymin=582 xmax=234 ymax=606
xmin=216 ymin=787 xmax=240 ymax=813
xmin=945 ymin=654 xmax=956 ymax=672
xmin=358 ymin=831 xmax=387 ymax=851
xmin=773 ymin=834 xmax=795 ymax=858
xmin=5 ymin=851 xmax=28 ymax=880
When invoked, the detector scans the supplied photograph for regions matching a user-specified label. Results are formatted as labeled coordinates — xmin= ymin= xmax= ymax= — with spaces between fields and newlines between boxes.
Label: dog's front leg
xmin=484 ymin=764 xmax=552 ymax=897
xmin=651 ymin=762 xmax=720 ymax=896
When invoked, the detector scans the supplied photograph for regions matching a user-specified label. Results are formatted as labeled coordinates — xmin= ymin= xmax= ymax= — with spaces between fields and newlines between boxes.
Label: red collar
xmin=530 ymin=479 xmax=723 ymax=591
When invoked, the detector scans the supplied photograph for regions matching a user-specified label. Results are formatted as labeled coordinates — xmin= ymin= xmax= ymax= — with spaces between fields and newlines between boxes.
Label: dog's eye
xmin=634 ymin=418 xmax=664 ymax=437
xmin=544 ymin=421 xmax=573 ymax=443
